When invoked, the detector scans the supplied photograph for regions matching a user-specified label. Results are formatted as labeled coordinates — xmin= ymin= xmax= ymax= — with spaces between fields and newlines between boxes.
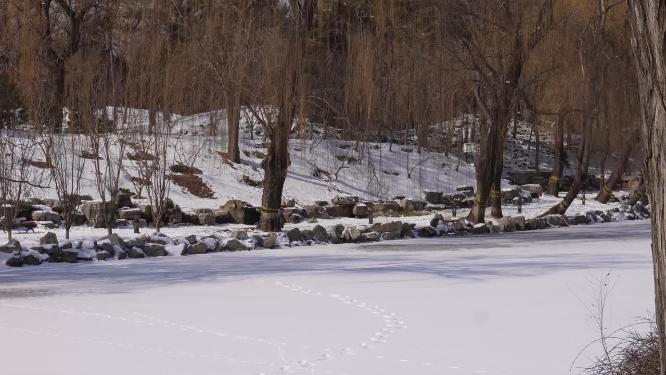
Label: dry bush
xmin=583 ymin=324 xmax=658 ymax=375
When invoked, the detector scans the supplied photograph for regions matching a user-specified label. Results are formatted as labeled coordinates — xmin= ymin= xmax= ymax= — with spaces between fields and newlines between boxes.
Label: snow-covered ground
xmin=0 ymin=220 xmax=653 ymax=375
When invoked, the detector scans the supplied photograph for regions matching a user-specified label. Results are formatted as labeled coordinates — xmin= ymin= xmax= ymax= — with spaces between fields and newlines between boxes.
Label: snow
xmin=0 ymin=220 xmax=653 ymax=375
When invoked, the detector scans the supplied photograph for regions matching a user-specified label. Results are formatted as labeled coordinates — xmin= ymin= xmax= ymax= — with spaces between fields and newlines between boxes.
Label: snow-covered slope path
xmin=0 ymin=221 xmax=653 ymax=375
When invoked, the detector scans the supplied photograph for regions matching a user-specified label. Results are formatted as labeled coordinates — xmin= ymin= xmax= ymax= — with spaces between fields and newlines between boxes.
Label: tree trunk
xmin=226 ymin=92 xmax=241 ymax=163
xmin=490 ymin=139 xmax=506 ymax=218
xmin=541 ymin=114 xmax=592 ymax=216
xmin=595 ymin=131 xmax=637 ymax=203
xmin=549 ymin=111 xmax=566 ymax=196
xmin=627 ymin=3 xmax=666 ymax=373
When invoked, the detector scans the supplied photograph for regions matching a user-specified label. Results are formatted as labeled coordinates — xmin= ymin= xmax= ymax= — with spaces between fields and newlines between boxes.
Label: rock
xmin=375 ymin=201 xmax=402 ymax=214
xmin=127 ymin=247 xmax=146 ymax=258
xmin=21 ymin=253 xmax=41 ymax=266
xmin=423 ymin=191 xmax=443 ymax=205
xmin=124 ymin=237 xmax=145 ymax=250
xmin=430 ymin=214 xmax=443 ymax=228
xmin=143 ymin=243 xmax=167 ymax=257
xmin=117 ymin=191 xmax=133 ymax=209
xmin=353 ymin=204 xmax=369 ymax=218
xmin=101 ymin=233 xmax=127 ymax=249
xmin=185 ymin=242 xmax=207 ymax=255
xmin=213 ymin=209 xmax=233 ymax=224
xmin=62 ymin=249 xmax=79 ymax=263
xmin=382 ymin=232 xmax=401 ymax=241
xmin=633 ymin=202 xmax=651 ymax=219
xmin=39 ymin=232 xmax=58 ymax=245
xmin=225 ymin=238 xmax=249 ymax=251
xmin=32 ymin=210 xmax=61 ymax=222
xmin=312 ymin=225 xmax=329 ymax=243
xmin=0 ymin=240 xmax=21 ymax=254
xmin=118 ymin=208 xmax=141 ymax=220
xmin=497 ymin=216 xmax=516 ymax=232
xmin=525 ymin=218 xmax=547 ymax=230
xmin=470 ymin=223 xmax=491 ymax=235
xmin=513 ymin=216 xmax=526 ymax=231
xmin=281 ymin=197 xmax=296 ymax=207
xmin=574 ymin=215 xmax=588 ymax=225
xmin=301 ymin=229 xmax=314 ymax=242
xmin=545 ymin=214 xmax=569 ymax=227
xmin=456 ymin=186 xmax=475 ymax=194
xmin=361 ymin=231 xmax=381 ymax=242
xmin=332 ymin=195 xmax=358 ymax=206
xmin=315 ymin=200 xmax=329 ymax=207
xmin=304 ymin=205 xmax=326 ymax=219
xmin=81 ymin=201 xmax=114 ymax=228
xmin=185 ymin=234 xmax=198 ymax=245
xmin=6 ymin=256 xmax=23 ymax=267
xmin=232 ymin=230 xmax=249 ymax=240
xmin=416 ymin=226 xmax=438 ymax=237
xmin=223 ymin=200 xmax=260 ymax=225
xmin=521 ymin=184 xmax=543 ymax=198
xmin=371 ymin=221 xmax=403 ymax=236
xmin=400 ymin=198 xmax=427 ymax=212
xmin=96 ymin=250 xmax=112 ymax=261
xmin=401 ymin=222 xmax=415 ymax=238
xmin=262 ymin=233 xmax=279 ymax=249
xmin=198 ymin=212 xmax=216 ymax=226
xmin=342 ymin=226 xmax=362 ymax=242
xmin=138 ymin=204 xmax=153 ymax=220
xmin=328 ymin=224 xmax=345 ymax=244
xmin=286 ymin=228 xmax=302 ymax=242
xmin=288 ymin=214 xmax=304 ymax=224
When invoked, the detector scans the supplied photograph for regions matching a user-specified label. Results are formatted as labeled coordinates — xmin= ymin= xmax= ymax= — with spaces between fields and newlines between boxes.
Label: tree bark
xmin=627 ymin=3 xmax=666 ymax=373
xmin=549 ymin=111 xmax=567 ymax=196
xmin=541 ymin=114 xmax=592 ymax=216
xmin=595 ymin=130 xmax=637 ymax=203
xmin=226 ymin=91 xmax=241 ymax=163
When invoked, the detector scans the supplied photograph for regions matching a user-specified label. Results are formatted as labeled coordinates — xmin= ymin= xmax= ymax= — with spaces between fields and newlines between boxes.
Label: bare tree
xmin=0 ymin=130 xmax=46 ymax=244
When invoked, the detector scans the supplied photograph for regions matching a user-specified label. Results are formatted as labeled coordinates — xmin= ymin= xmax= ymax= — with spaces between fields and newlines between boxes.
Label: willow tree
xmin=627 ymin=1 xmax=666 ymax=373
xmin=255 ymin=0 xmax=318 ymax=232
xmin=447 ymin=0 xmax=555 ymax=222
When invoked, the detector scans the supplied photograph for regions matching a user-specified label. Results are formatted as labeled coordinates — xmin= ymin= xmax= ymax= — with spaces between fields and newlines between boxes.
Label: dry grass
xmin=170 ymin=173 xmax=215 ymax=199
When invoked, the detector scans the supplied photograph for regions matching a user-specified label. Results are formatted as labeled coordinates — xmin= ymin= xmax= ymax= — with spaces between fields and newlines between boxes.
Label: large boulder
xmin=286 ymin=228 xmax=302 ymax=242
xmin=303 ymin=205 xmax=326 ymax=219
xmin=262 ymin=233 xmax=279 ymax=249
xmin=32 ymin=210 xmax=61 ymax=223
xmin=416 ymin=226 xmax=438 ymax=237
xmin=370 ymin=221 xmax=403 ymax=236
xmin=497 ymin=216 xmax=516 ymax=232
xmin=0 ymin=240 xmax=21 ymax=254
xmin=353 ymin=204 xmax=369 ymax=218
xmin=81 ymin=201 xmax=114 ymax=228
xmin=545 ymin=214 xmax=569 ymax=227
xmin=342 ymin=226 xmax=362 ymax=242
xmin=5 ymin=256 xmax=23 ymax=267
xmin=198 ymin=212 xmax=216 ymax=226
xmin=423 ymin=191 xmax=444 ymax=204
xmin=512 ymin=215 xmax=526 ymax=231
xmin=223 ymin=200 xmax=260 ymax=225
xmin=39 ymin=232 xmax=58 ymax=245
xmin=312 ymin=225 xmax=329 ymax=243
xmin=470 ymin=223 xmax=491 ymax=235
xmin=143 ymin=243 xmax=167 ymax=257
xmin=521 ymin=184 xmax=544 ymax=198
xmin=400 ymin=198 xmax=427 ymax=212
xmin=118 ymin=208 xmax=141 ymax=220
xmin=185 ymin=242 xmax=207 ymax=255
xmin=332 ymin=195 xmax=358 ymax=206
xmin=213 ymin=209 xmax=233 ymax=224
xmin=328 ymin=224 xmax=345 ymax=244
xmin=225 ymin=238 xmax=249 ymax=251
